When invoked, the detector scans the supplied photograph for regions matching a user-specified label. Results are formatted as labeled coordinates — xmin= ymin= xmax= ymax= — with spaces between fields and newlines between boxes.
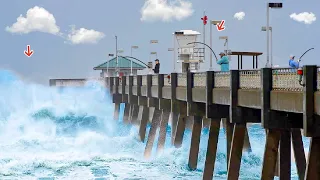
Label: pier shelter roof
xmin=93 ymin=56 xmax=147 ymax=70
xmin=229 ymin=51 xmax=263 ymax=69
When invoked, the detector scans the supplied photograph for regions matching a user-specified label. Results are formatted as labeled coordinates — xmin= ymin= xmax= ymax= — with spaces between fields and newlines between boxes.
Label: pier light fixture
xmin=150 ymin=51 xmax=157 ymax=56
xmin=150 ymin=40 xmax=158 ymax=44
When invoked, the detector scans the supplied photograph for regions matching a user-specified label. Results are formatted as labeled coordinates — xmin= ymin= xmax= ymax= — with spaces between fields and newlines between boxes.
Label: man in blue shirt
xmin=217 ymin=52 xmax=229 ymax=71
xmin=289 ymin=55 xmax=299 ymax=69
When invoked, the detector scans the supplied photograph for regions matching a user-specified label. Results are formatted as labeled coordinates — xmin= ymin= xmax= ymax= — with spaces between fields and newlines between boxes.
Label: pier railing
xmin=272 ymin=68 xmax=302 ymax=91
xmin=112 ymin=67 xmax=320 ymax=93
xmin=239 ymin=70 xmax=261 ymax=89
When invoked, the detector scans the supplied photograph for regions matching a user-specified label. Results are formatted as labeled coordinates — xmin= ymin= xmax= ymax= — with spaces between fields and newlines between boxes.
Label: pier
xmin=50 ymin=65 xmax=320 ymax=180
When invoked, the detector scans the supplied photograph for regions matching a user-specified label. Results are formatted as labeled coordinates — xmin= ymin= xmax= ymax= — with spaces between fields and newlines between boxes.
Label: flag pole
xmin=203 ymin=10 xmax=206 ymax=65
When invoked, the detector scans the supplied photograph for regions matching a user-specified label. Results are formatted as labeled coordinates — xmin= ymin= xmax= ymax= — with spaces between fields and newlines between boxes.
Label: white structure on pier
xmin=174 ymin=30 xmax=204 ymax=73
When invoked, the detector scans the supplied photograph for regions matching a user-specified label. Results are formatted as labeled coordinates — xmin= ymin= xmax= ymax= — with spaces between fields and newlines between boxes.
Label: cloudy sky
xmin=0 ymin=0 xmax=318 ymax=84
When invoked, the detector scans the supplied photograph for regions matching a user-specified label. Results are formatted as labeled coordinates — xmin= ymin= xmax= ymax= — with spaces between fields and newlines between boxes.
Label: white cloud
xmin=234 ymin=12 xmax=245 ymax=20
xmin=5 ymin=6 xmax=60 ymax=35
xmin=290 ymin=12 xmax=316 ymax=24
xmin=67 ymin=26 xmax=105 ymax=45
xmin=140 ymin=0 xmax=193 ymax=22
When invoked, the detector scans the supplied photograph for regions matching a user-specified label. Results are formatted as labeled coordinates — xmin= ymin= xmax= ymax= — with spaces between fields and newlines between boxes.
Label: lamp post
xmin=168 ymin=48 xmax=175 ymax=72
xmin=130 ymin=46 xmax=139 ymax=75
xmin=150 ymin=40 xmax=158 ymax=44
xmin=261 ymin=26 xmax=273 ymax=67
xmin=115 ymin=36 xmax=118 ymax=76
xmin=117 ymin=49 xmax=124 ymax=76
xmin=107 ymin=53 xmax=114 ymax=77
xmin=210 ymin=20 xmax=222 ymax=70
xmin=266 ymin=2 xmax=282 ymax=67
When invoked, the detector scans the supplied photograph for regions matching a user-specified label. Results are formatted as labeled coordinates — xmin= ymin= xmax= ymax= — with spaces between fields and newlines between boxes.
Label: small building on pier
xmin=93 ymin=56 xmax=147 ymax=77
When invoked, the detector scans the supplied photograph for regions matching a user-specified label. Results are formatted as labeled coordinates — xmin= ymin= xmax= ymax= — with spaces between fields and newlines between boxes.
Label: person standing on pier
xmin=153 ymin=59 xmax=160 ymax=74
xmin=217 ymin=52 xmax=229 ymax=71
xmin=289 ymin=55 xmax=300 ymax=69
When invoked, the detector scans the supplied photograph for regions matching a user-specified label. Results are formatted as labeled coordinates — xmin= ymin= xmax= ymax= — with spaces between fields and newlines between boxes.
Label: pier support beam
xmin=222 ymin=118 xmax=234 ymax=170
xmin=129 ymin=104 xmax=139 ymax=124
xmin=203 ymin=118 xmax=221 ymax=180
xmin=157 ymin=110 xmax=171 ymax=153
xmin=261 ymin=129 xmax=281 ymax=180
xmin=170 ymin=112 xmax=179 ymax=145
xmin=279 ymin=130 xmax=291 ymax=179
xmin=174 ymin=114 xmax=187 ymax=148
xmin=227 ymin=123 xmax=246 ymax=180
xmin=144 ymin=109 xmax=162 ymax=159
xmin=188 ymin=116 xmax=203 ymax=170
xmin=137 ymin=106 xmax=150 ymax=142
xmin=123 ymin=103 xmax=131 ymax=124
xmin=113 ymin=103 xmax=120 ymax=121
xmin=291 ymin=129 xmax=306 ymax=180
xmin=305 ymin=137 xmax=320 ymax=179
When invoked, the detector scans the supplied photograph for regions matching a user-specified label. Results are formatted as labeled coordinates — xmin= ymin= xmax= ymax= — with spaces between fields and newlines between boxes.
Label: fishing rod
xmin=296 ymin=47 xmax=315 ymax=87
xmin=298 ymin=48 xmax=314 ymax=61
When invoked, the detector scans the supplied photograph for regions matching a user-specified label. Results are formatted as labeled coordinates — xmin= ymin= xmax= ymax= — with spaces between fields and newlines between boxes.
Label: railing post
xmin=109 ymin=77 xmax=113 ymax=94
xmin=230 ymin=70 xmax=242 ymax=123
xmin=137 ymin=75 xmax=142 ymax=96
xmin=187 ymin=72 xmax=194 ymax=116
xmin=171 ymin=73 xmax=178 ymax=112
xmin=147 ymin=75 xmax=152 ymax=98
xmin=261 ymin=68 xmax=272 ymax=128
xmin=187 ymin=72 xmax=194 ymax=102
xmin=303 ymin=65 xmax=318 ymax=137
xmin=121 ymin=76 xmax=126 ymax=99
xmin=206 ymin=71 xmax=214 ymax=118
xmin=114 ymin=77 xmax=119 ymax=95
xmin=128 ymin=76 xmax=133 ymax=103
xmin=158 ymin=74 xmax=164 ymax=98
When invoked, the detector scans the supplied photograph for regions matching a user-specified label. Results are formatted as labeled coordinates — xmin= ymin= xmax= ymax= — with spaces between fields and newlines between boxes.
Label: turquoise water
xmin=0 ymin=70 xmax=310 ymax=179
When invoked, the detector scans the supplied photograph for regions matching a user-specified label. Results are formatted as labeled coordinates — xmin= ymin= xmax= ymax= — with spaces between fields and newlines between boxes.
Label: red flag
xmin=201 ymin=15 xmax=208 ymax=25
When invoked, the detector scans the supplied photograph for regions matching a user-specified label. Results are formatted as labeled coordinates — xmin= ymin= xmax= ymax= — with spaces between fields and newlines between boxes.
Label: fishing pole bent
xmin=187 ymin=42 xmax=218 ymax=61
xmin=298 ymin=48 xmax=314 ymax=61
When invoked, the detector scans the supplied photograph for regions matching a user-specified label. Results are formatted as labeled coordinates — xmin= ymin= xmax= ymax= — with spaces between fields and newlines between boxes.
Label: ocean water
xmin=0 ymin=69 xmax=310 ymax=180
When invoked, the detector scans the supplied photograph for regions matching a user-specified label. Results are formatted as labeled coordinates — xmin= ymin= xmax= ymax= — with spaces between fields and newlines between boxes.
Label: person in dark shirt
xmin=153 ymin=59 xmax=160 ymax=74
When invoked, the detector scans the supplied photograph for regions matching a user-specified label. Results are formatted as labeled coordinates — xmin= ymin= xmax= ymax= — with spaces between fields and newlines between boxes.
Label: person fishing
xmin=216 ymin=52 xmax=229 ymax=71
xmin=153 ymin=59 xmax=160 ymax=74
xmin=288 ymin=55 xmax=300 ymax=69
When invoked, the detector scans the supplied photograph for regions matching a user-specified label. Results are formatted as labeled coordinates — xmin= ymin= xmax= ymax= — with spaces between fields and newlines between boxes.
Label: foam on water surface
xmin=0 ymin=69 xmax=310 ymax=179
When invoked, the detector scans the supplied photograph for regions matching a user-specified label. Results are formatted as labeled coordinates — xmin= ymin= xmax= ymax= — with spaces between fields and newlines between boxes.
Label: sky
xmin=0 ymin=0 xmax=319 ymax=84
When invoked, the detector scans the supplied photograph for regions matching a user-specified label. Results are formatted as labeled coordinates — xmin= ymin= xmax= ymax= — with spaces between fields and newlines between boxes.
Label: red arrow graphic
xmin=24 ymin=45 xmax=34 ymax=57
xmin=216 ymin=20 xmax=225 ymax=31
